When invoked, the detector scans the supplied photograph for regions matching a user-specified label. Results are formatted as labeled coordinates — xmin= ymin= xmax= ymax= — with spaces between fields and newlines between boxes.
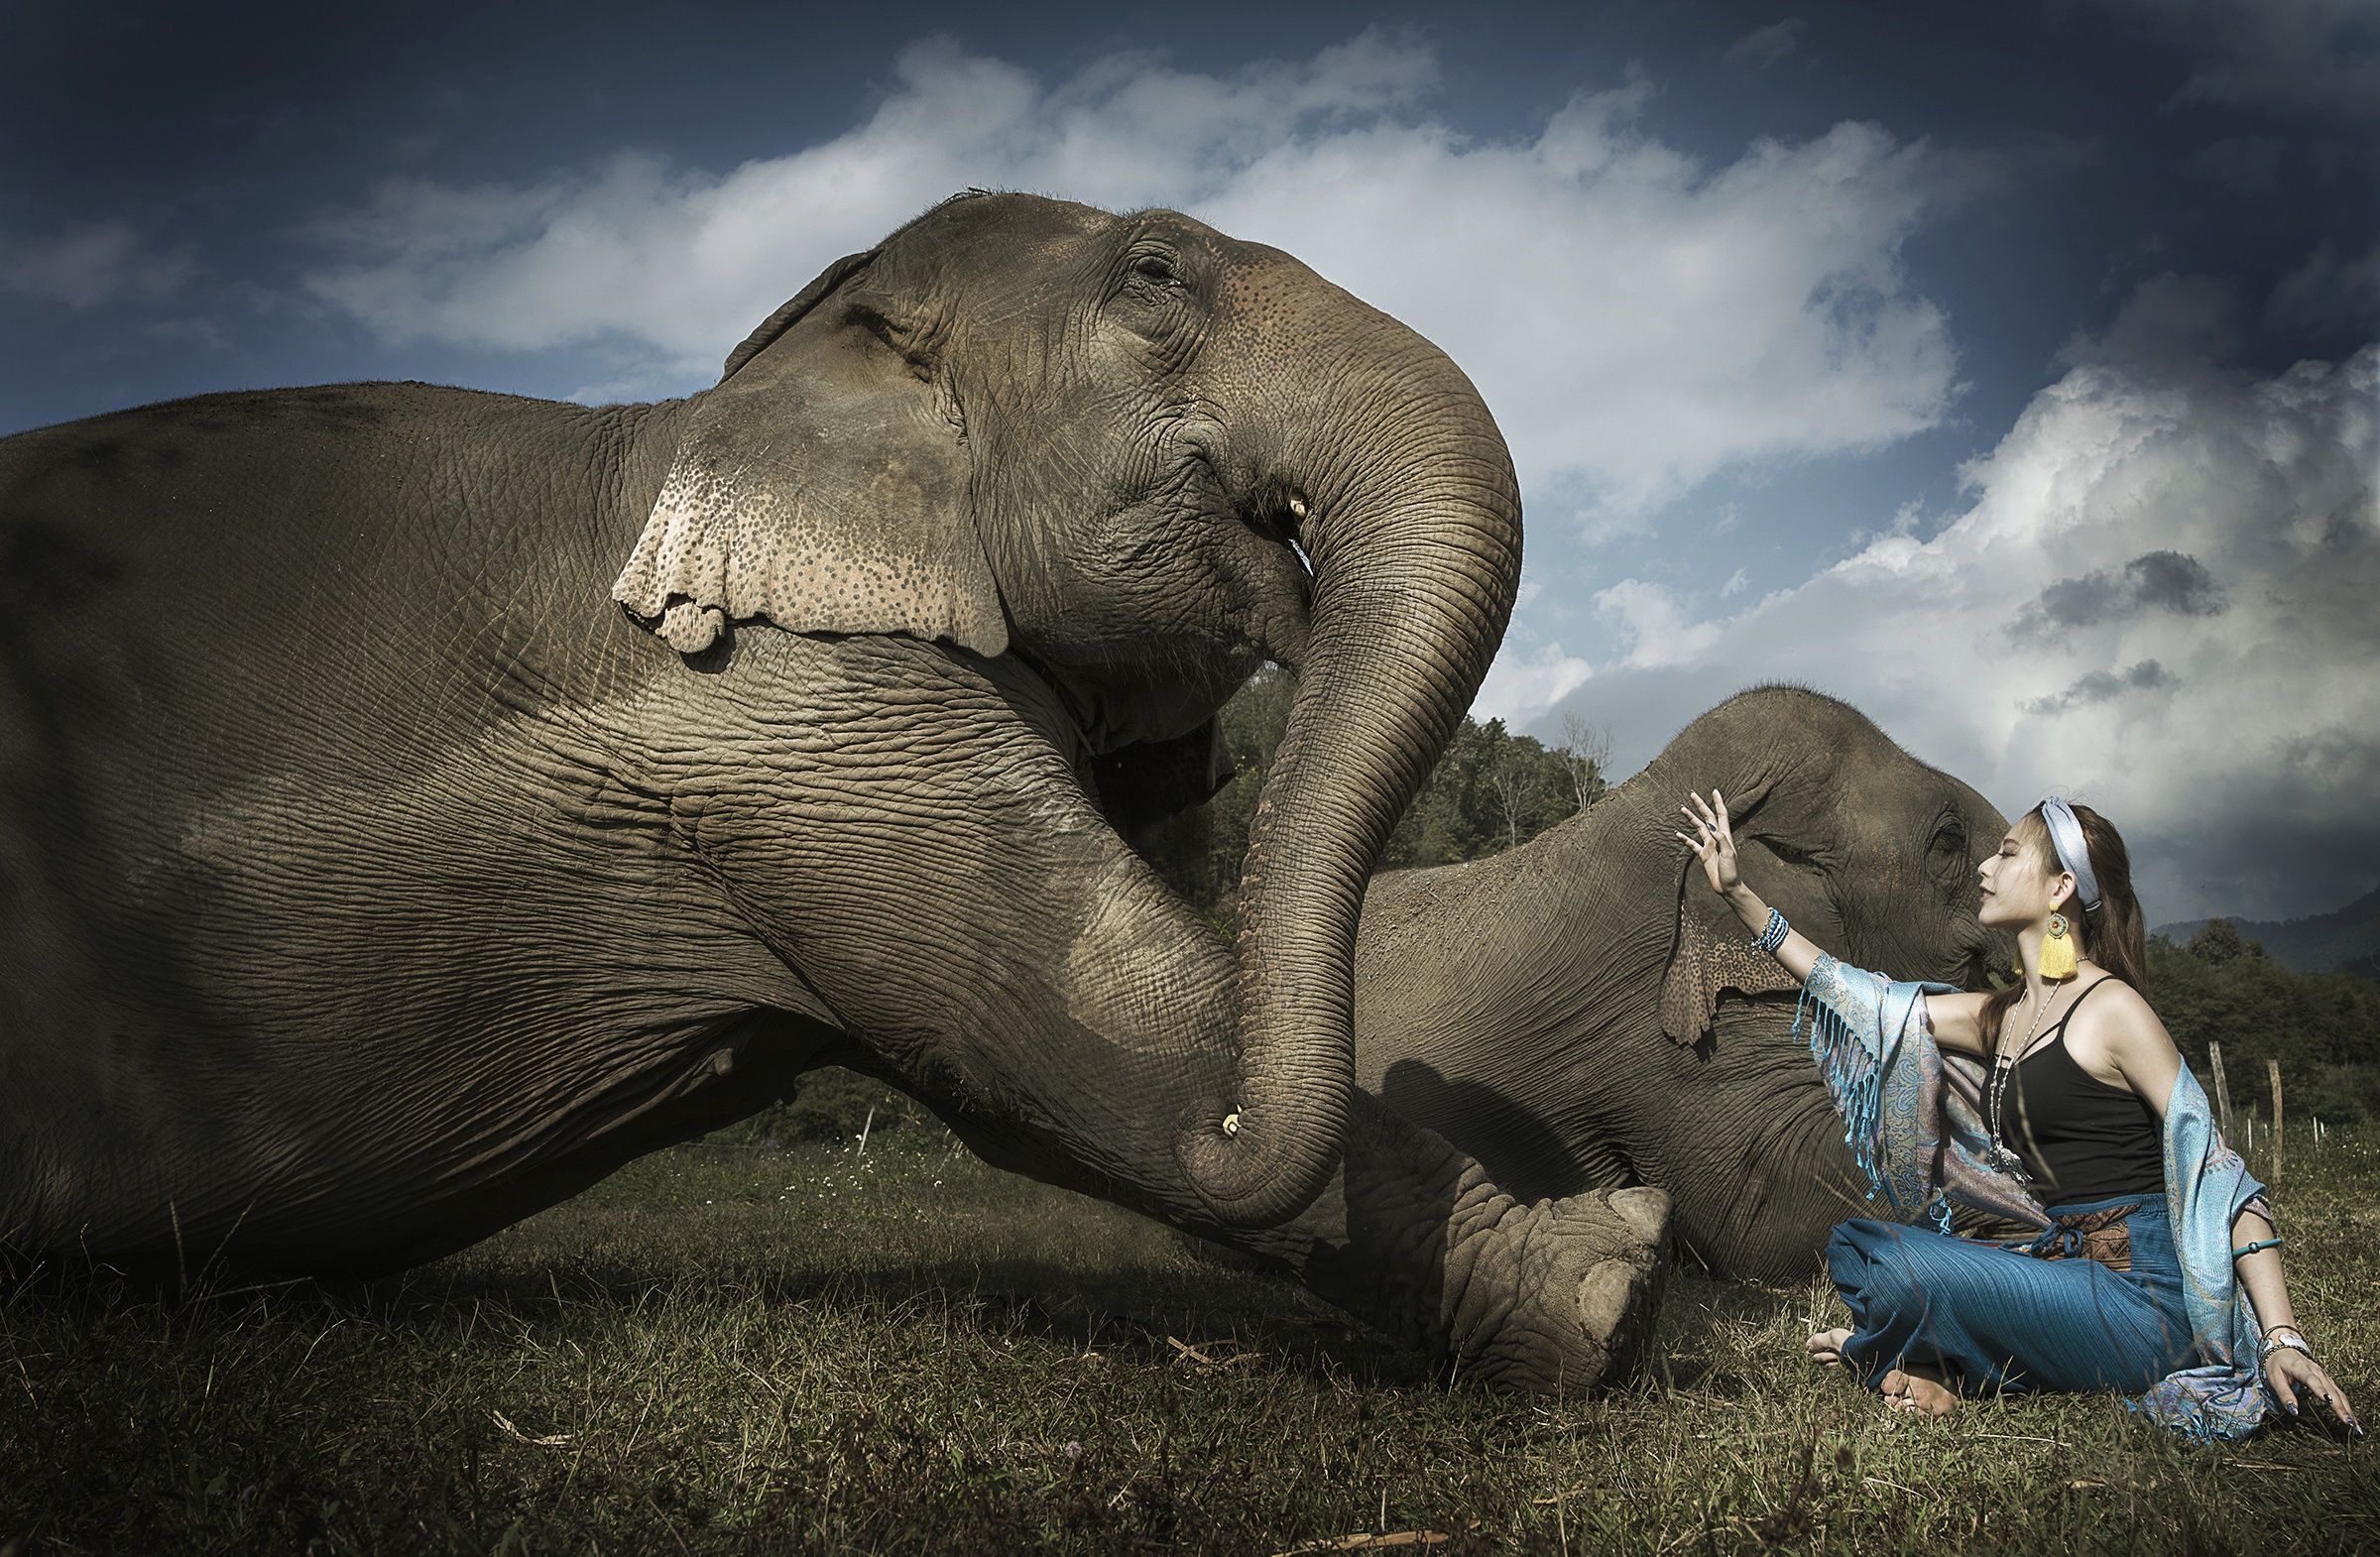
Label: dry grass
xmin=3 ymin=1129 xmax=2373 ymax=1554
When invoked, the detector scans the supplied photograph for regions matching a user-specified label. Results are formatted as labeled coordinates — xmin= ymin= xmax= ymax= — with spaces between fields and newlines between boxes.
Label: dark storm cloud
xmin=2268 ymin=242 xmax=2380 ymax=335
xmin=2022 ymin=659 xmax=2176 ymax=716
xmin=2142 ymin=726 xmax=2380 ymax=925
xmin=0 ymin=222 xmax=196 ymax=307
xmin=1725 ymin=18 xmax=1808 ymax=70
xmin=2010 ymin=550 xmax=2223 ymax=640
xmin=2122 ymin=0 xmax=2380 ymax=121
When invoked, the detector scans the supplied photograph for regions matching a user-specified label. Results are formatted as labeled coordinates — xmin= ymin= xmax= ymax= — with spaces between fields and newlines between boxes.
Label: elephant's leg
xmin=1243 ymin=1094 xmax=1672 ymax=1393
xmin=686 ymin=639 xmax=1667 ymax=1390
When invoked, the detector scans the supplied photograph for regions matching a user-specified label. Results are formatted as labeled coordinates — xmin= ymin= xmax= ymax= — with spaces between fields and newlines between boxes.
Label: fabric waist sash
xmin=2014 ymin=1194 xmax=2170 ymax=1274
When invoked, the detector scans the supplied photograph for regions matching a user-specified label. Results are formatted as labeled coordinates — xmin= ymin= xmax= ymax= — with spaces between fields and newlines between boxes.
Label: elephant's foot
xmin=1441 ymin=1185 xmax=1671 ymax=1395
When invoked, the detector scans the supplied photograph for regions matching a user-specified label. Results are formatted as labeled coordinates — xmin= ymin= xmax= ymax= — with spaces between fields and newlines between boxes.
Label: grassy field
xmin=3 ymin=1126 xmax=2373 ymax=1555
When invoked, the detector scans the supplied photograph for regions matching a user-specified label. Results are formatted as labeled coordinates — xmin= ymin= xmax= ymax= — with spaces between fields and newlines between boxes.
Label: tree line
xmin=2152 ymin=918 xmax=2380 ymax=1124
xmin=1124 ymin=666 xmax=1605 ymax=931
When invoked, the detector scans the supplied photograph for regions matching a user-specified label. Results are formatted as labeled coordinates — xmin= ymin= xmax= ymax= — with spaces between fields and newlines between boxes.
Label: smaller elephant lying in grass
xmin=1353 ymin=687 xmax=2012 ymax=1282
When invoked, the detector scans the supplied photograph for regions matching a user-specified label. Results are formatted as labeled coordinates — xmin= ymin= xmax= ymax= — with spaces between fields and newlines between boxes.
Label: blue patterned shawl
xmin=1797 ymin=954 xmax=2272 ymax=1440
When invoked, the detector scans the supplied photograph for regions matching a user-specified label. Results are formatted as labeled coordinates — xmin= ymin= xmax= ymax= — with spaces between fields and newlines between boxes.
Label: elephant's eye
xmin=1117 ymin=246 xmax=1192 ymax=337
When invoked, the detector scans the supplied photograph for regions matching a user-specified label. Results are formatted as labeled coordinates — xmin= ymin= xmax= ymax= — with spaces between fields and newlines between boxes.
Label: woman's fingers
xmin=2307 ymin=1364 xmax=2360 ymax=1431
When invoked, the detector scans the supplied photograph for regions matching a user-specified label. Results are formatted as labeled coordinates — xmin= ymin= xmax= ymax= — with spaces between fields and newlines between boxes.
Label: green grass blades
xmin=4 ymin=1130 xmax=2374 ymax=1554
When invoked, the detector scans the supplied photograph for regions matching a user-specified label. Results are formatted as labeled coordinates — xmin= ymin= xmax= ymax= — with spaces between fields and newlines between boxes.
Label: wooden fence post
xmin=2209 ymin=1041 xmax=2234 ymax=1139
xmin=2269 ymin=1058 xmax=2284 ymax=1184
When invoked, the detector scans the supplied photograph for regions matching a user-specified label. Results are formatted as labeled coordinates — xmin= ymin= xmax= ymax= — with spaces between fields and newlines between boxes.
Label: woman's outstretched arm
xmin=1677 ymin=788 xmax=1992 ymax=1054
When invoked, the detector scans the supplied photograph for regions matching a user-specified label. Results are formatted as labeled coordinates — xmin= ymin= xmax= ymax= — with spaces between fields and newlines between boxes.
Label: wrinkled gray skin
xmin=0 ymin=193 xmax=1665 ymax=1392
xmin=1353 ymin=688 xmax=2010 ymax=1282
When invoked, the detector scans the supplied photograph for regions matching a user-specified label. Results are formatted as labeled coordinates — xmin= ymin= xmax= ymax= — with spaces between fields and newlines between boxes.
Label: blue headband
xmin=2038 ymin=797 xmax=2102 ymax=915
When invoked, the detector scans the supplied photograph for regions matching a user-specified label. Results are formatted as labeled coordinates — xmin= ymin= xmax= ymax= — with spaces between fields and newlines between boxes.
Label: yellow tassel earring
xmin=2039 ymin=911 xmax=2079 ymax=980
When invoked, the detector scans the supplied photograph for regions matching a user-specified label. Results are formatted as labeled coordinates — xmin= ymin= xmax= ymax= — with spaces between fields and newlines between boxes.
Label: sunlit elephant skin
xmin=0 ymin=192 xmax=1665 ymax=1391
xmin=1353 ymin=688 xmax=2010 ymax=1282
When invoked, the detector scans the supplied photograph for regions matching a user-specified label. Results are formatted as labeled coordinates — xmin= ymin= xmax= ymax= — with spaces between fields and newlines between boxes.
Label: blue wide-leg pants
xmin=1826 ymin=1196 xmax=2197 ymax=1395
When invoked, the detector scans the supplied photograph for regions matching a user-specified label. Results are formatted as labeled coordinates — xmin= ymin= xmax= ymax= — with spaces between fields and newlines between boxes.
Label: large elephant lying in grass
xmin=1354 ymin=688 xmax=2009 ymax=1281
xmin=0 ymin=193 xmax=1665 ymax=1391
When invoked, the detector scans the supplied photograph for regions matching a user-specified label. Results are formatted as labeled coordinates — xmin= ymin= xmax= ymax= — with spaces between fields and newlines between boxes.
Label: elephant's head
xmin=1646 ymin=687 xmax=2010 ymax=1047
xmin=612 ymin=194 xmax=1523 ymax=1228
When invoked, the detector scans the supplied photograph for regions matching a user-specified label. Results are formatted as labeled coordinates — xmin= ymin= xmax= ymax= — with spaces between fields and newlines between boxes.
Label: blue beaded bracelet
xmin=2231 ymin=1237 xmax=2282 ymax=1259
xmin=1756 ymin=908 xmax=1791 ymax=954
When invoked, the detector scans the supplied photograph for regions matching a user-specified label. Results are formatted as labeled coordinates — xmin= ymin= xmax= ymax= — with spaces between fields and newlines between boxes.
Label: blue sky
xmin=4 ymin=1 xmax=2375 ymax=921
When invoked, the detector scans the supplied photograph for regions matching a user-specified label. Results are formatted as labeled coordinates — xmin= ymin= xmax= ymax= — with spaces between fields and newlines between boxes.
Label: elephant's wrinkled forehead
xmin=881 ymin=192 xmax=1110 ymax=280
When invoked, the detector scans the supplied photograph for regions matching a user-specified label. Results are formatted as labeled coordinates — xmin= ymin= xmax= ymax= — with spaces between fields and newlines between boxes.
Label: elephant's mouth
xmin=1241 ymin=490 xmax=1314 ymax=569
xmin=1956 ymin=932 xmax=2006 ymax=992
xmin=1230 ymin=487 xmax=1317 ymax=672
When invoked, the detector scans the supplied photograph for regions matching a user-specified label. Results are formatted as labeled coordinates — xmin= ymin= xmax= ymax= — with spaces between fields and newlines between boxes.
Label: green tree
xmin=2149 ymin=926 xmax=2380 ymax=1124
xmin=2186 ymin=917 xmax=2266 ymax=965
xmin=1125 ymin=668 xmax=1595 ymax=934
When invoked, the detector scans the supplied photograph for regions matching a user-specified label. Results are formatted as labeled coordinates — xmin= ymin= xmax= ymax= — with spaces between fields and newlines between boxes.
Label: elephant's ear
xmin=611 ymin=251 xmax=1009 ymax=659
xmin=1659 ymin=870 xmax=1800 ymax=1046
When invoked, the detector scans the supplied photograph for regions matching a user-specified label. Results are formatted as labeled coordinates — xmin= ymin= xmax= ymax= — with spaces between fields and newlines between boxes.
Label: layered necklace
xmin=1984 ymin=981 xmax=2070 ymax=1170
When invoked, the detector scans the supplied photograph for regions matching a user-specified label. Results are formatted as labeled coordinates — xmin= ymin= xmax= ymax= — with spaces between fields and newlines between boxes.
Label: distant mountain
xmin=2157 ymin=885 xmax=2380 ymax=979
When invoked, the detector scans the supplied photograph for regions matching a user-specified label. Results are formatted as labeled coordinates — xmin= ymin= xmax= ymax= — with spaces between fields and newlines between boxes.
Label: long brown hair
xmin=1978 ymin=801 xmax=2151 ymax=1044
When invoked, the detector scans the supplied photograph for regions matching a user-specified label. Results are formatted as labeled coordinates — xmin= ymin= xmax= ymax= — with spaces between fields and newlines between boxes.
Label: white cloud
xmin=1502 ymin=333 xmax=2380 ymax=921
xmin=0 ymin=222 xmax=195 ymax=307
xmin=304 ymin=32 xmax=1964 ymax=533
xmin=1478 ymin=642 xmax=1595 ymax=718
xmin=1592 ymin=578 xmax=1726 ymax=670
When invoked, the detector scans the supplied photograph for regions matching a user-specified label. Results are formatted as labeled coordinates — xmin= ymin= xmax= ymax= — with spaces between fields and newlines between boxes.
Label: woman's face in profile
xmin=1976 ymin=818 xmax=2066 ymax=929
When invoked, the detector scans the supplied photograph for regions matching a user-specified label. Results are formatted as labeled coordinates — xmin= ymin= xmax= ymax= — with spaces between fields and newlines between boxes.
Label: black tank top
xmin=2000 ymin=979 xmax=2166 ymax=1204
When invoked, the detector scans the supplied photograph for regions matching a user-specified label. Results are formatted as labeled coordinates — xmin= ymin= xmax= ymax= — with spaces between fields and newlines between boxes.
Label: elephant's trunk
xmin=1181 ymin=298 xmax=1522 ymax=1228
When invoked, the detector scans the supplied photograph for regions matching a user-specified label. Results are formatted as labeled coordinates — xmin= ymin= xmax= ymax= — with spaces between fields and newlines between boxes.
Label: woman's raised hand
xmin=1676 ymin=788 xmax=1740 ymax=898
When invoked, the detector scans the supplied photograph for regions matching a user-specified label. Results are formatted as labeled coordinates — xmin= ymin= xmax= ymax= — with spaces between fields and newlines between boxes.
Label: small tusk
xmin=1287 ymin=497 xmax=1308 ymax=520
xmin=1221 ymin=1112 xmax=1241 ymax=1138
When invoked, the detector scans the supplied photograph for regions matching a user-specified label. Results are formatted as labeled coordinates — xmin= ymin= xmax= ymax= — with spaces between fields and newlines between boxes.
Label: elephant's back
xmin=0 ymin=384 xmax=654 ymax=817
xmin=0 ymin=385 xmax=664 ymax=1079
xmin=1352 ymin=836 xmax=1606 ymax=1063
xmin=0 ymin=386 xmax=731 ymax=1262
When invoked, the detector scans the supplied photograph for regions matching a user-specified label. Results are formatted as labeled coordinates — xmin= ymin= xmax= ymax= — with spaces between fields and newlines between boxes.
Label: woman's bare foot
xmin=1805 ymin=1328 xmax=1853 ymax=1368
xmin=1879 ymin=1367 xmax=1960 ymax=1418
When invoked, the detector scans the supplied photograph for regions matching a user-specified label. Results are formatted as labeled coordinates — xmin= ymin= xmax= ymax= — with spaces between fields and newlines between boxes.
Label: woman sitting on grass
xmin=1677 ymin=790 xmax=2357 ymax=1439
